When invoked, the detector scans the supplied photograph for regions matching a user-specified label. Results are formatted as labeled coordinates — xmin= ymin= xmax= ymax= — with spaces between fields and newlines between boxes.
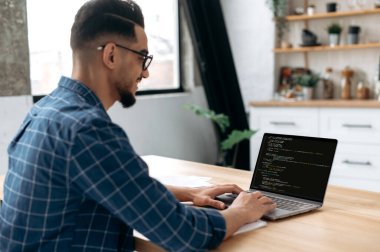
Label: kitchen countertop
xmin=249 ymin=100 xmax=380 ymax=108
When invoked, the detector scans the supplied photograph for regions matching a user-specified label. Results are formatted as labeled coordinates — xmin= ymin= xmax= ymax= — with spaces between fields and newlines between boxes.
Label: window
xmin=27 ymin=0 xmax=180 ymax=96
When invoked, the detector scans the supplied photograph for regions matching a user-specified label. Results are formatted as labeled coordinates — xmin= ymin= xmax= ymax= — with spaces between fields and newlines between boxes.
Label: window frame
xmin=30 ymin=0 xmax=183 ymax=102
xmin=136 ymin=0 xmax=183 ymax=96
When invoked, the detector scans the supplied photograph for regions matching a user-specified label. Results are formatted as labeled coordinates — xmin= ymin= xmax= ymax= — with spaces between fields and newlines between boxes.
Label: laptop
xmin=216 ymin=133 xmax=338 ymax=220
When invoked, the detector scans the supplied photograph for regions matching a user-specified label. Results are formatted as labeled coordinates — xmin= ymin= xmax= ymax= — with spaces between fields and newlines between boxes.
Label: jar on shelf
xmin=356 ymin=82 xmax=369 ymax=99
xmin=322 ymin=67 xmax=334 ymax=99
xmin=341 ymin=67 xmax=354 ymax=99
xmin=307 ymin=5 xmax=315 ymax=15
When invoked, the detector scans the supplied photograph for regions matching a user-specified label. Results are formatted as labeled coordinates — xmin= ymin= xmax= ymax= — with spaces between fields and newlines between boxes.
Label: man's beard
xmin=117 ymin=87 xmax=136 ymax=108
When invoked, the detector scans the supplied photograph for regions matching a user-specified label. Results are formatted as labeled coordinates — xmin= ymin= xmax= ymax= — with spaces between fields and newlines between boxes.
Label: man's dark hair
xmin=70 ymin=0 xmax=144 ymax=50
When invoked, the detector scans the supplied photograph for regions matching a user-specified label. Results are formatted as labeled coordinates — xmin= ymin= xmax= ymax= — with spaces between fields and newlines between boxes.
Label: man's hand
xmin=191 ymin=184 xmax=243 ymax=209
xmin=221 ymin=191 xmax=276 ymax=239
xmin=166 ymin=184 xmax=243 ymax=209
xmin=229 ymin=191 xmax=276 ymax=221
xmin=166 ymin=184 xmax=276 ymax=240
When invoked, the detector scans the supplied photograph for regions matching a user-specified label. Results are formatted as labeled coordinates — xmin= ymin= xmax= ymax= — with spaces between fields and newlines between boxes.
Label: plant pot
xmin=329 ymin=34 xmax=340 ymax=47
xmin=326 ymin=2 xmax=337 ymax=12
xmin=348 ymin=34 xmax=359 ymax=45
xmin=302 ymin=87 xmax=314 ymax=100
xmin=348 ymin=26 xmax=361 ymax=45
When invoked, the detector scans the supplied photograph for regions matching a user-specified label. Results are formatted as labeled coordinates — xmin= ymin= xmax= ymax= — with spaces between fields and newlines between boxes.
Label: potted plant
xmin=294 ymin=73 xmax=320 ymax=100
xmin=266 ymin=0 xmax=289 ymax=48
xmin=184 ymin=104 xmax=257 ymax=167
xmin=327 ymin=23 xmax=342 ymax=47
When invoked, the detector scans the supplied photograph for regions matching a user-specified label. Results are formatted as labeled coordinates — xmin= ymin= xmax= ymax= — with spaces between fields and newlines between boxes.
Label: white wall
xmin=221 ymin=0 xmax=276 ymax=109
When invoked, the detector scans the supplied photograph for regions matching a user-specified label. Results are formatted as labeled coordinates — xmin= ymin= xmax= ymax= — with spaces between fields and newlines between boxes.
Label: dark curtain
xmin=180 ymin=0 xmax=250 ymax=170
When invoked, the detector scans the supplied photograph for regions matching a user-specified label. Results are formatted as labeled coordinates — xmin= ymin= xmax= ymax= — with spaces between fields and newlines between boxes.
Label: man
xmin=0 ymin=0 xmax=276 ymax=251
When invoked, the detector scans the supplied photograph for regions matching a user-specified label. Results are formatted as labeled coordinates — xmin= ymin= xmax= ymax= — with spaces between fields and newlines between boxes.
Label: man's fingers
xmin=257 ymin=196 xmax=277 ymax=211
xmin=250 ymin=191 xmax=263 ymax=199
xmin=266 ymin=202 xmax=277 ymax=211
xmin=204 ymin=198 xmax=226 ymax=209
xmin=258 ymin=196 xmax=274 ymax=204
xmin=212 ymin=184 xmax=243 ymax=196
xmin=224 ymin=184 xmax=244 ymax=193
xmin=270 ymin=202 xmax=277 ymax=209
xmin=229 ymin=184 xmax=244 ymax=194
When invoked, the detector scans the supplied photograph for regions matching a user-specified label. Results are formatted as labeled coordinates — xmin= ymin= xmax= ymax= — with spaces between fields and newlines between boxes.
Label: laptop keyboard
xmin=266 ymin=195 xmax=313 ymax=211
xmin=225 ymin=193 xmax=314 ymax=211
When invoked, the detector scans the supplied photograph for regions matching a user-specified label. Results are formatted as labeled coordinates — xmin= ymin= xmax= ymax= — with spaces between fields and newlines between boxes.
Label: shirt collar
xmin=58 ymin=76 xmax=105 ymax=110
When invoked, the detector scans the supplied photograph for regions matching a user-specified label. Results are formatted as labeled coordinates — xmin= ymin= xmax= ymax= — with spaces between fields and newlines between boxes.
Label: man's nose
xmin=142 ymin=68 xmax=149 ymax=78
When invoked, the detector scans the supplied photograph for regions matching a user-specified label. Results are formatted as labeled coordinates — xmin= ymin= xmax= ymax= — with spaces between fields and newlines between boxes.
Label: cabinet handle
xmin=343 ymin=160 xmax=372 ymax=166
xmin=270 ymin=122 xmax=296 ymax=126
xmin=342 ymin=124 xmax=372 ymax=129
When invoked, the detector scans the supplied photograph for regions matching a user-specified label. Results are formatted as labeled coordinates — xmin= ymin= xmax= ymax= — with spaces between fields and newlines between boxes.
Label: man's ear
xmin=102 ymin=43 xmax=117 ymax=69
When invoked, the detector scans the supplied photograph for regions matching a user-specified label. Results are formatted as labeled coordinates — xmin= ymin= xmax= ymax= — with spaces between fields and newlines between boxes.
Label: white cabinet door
xmin=250 ymin=107 xmax=319 ymax=137
xmin=329 ymin=143 xmax=380 ymax=192
xmin=320 ymin=108 xmax=380 ymax=144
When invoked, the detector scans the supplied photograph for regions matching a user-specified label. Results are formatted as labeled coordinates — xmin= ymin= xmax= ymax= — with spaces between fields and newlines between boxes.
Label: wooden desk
xmin=138 ymin=155 xmax=380 ymax=252
xmin=1 ymin=156 xmax=379 ymax=251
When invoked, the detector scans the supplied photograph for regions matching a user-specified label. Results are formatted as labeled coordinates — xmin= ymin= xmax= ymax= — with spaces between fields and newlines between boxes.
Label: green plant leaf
xmin=266 ymin=0 xmax=288 ymax=17
xmin=294 ymin=73 xmax=320 ymax=87
xmin=326 ymin=23 xmax=342 ymax=34
xmin=221 ymin=129 xmax=257 ymax=151
xmin=266 ymin=0 xmax=288 ymax=42
xmin=183 ymin=104 xmax=230 ymax=133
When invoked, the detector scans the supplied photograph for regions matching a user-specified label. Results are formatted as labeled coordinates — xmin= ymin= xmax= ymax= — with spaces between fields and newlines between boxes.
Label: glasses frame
xmin=97 ymin=44 xmax=153 ymax=71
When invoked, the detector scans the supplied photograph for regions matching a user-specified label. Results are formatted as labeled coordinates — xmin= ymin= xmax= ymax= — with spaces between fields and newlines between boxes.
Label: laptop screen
xmin=250 ymin=133 xmax=337 ymax=202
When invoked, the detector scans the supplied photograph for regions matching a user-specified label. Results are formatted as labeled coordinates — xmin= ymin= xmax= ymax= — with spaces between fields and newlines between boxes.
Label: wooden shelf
xmin=274 ymin=42 xmax=380 ymax=53
xmin=249 ymin=100 xmax=380 ymax=108
xmin=285 ymin=8 xmax=380 ymax=21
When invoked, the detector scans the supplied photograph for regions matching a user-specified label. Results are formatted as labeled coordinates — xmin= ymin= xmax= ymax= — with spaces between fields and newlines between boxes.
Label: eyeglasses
xmin=97 ymin=44 xmax=153 ymax=71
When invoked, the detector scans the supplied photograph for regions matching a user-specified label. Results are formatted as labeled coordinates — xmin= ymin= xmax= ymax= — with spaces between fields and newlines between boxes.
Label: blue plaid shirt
xmin=0 ymin=76 xmax=226 ymax=251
